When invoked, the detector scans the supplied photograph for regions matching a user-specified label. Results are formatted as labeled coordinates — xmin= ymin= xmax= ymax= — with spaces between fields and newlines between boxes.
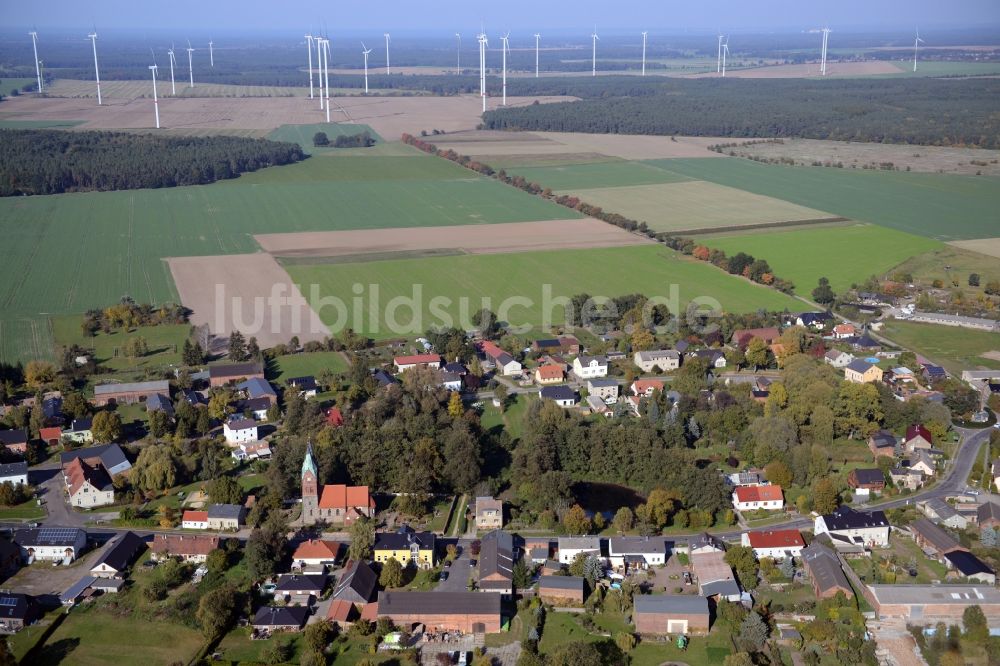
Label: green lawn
xmin=286 ymin=245 xmax=801 ymax=339
xmin=33 ymin=609 xmax=204 ymax=665
xmin=648 ymin=157 xmax=1000 ymax=241
xmin=880 ymin=320 xmax=1000 ymax=375
xmin=51 ymin=315 xmax=191 ymax=372
xmin=0 ymin=498 xmax=45 ymax=521
xmin=481 ymin=394 xmax=535 ymax=441
xmin=506 ymin=160 xmax=692 ymax=190
xmin=700 ymin=223 xmax=942 ymax=293
xmin=268 ymin=350 xmax=350 ymax=382
xmin=216 ymin=627 xmax=303 ymax=663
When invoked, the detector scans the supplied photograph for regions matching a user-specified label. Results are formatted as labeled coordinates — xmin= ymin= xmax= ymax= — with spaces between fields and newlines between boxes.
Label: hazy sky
xmin=8 ymin=0 xmax=1000 ymax=33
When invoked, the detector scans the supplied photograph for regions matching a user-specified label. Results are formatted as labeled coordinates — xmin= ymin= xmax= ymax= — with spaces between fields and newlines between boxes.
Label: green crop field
xmin=0 ymin=316 xmax=54 ymax=364
xmin=566 ymin=180 xmax=835 ymax=233
xmin=875 ymin=61 xmax=1000 ymax=78
xmin=0 ymin=119 xmax=85 ymax=129
xmin=506 ymin=160 xmax=691 ymax=190
xmin=286 ymin=245 xmax=801 ymax=338
xmin=268 ymin=350 xmax=350 ymax=382
xmin=880 ymin=320 xmax=1000 ymax=375
xmin=702 ymin=223 xmax=942 ymax=293
xmin=266 ymin=122 xmax=385 ymax=151
xmin=647 ymin=157 xmax=1000 ymax=240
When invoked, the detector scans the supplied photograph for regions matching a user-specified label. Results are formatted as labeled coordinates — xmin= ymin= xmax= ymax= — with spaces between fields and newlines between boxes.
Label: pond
xmin=572 ymin=481 xmax=646 ymax=521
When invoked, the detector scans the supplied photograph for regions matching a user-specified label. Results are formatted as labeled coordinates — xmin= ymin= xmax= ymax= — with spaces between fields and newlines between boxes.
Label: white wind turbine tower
xmin=320 ymin=38 xmax=331 ymax=123
xmin=820 ymin=27 xmax=831 ymax=76
xmin=362 ymin=43 xmax=372 ymax=94
xmin=717 ymin=34 xmax=723 ymax=73
xmin=149 ymin=63 xmax=161 ymax=128
xmin=456 ymin=33 xmax=461 ymax=75
xmin=186 ymin=40 xmax=195 ymax=87
xmin=384 ymin=33 xmax=390 ymax=74
xmin=315 ymin=36 xmax=324 ymax=109
xmin=167 ymin=45 xmax=177 ymax=95
xmin=88 ymin=30 xmax=102 ymax=105
xmin=641 ymin=31 xmax=648 ymax=76
xmin=913 ymin=28 xmax=924 ymax=72
xmin=722 ymin=38 xmax=730 ymax=77
xmin=29 ymin=31 xmax=43 ymax=94
xmin=209 ymin=39 xmax=214 ymax=67
xmin=591 ymin=27 xmax=599 ymax=77
xmin=478 ymin=32 xmax=488 ymax=112
xmin=304 ymin=34 xmax=315 ymax=99
xmin=501 ymin=33 xmax=510 ymax=106
xmin=534 ymin=33 xmax=541 ymax=78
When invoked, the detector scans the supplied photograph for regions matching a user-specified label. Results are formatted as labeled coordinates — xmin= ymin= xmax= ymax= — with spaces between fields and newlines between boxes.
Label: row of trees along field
xmin=0 ymin=130 xmax=305 ymax=196
xmin=485 ymin=78 xmax=1000 ymax=148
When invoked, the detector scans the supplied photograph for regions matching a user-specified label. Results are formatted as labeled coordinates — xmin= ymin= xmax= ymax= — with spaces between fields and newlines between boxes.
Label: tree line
xmin=483 ymin=77 xmax=1000 ymax=149
xmin=0 ymin=129 xmax=305 ymax=196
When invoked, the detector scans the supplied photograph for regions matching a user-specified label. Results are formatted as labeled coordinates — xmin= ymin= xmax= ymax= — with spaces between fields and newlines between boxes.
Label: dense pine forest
xmin=485 ymin=78 xmax=1000 ymax=148
xmin=0 ymin=130 xmax=305 ymax=196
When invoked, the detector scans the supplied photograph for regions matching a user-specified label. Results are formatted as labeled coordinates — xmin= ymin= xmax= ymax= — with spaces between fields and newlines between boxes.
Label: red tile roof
xmin=394 ymin=354 xmax=440 ymax=366
xmin=734 ymin=485 xmax=783 ymax=503
xmin=906 ymin=424 xmax=932 ymax=443
xmin=360 ymin=601 xmax=378 ymax=621
xmin=731 ymin=327 xmax=781 ymax=347
xmin=327 ymin=599 xmax=358 ymax=623
xmin=480 ymin=341 xmax=505 ymax=360
xmin=39 ymin=427 xmax=63 ymax=443
xmin=183 ymin=510 xmax=208 ymax=523
xmin=319 ymin=484 xmax=374 ymax=511
xmin=536 ymin=365 xmax=564 ymax=381
xmin=745 ymin=529 xmax=804 ymax=550
xmin=326 ymin=407 xmax=344 ymax=427
xmin=150 ymin=534 xmax=219 ymax=556
xmin=294 ymin=539 xmax=343 ymax=561
xmin=631 ymin=379 xmax=665 ymax=395
xmin=64 ymin=457 xmax=111 ymax=496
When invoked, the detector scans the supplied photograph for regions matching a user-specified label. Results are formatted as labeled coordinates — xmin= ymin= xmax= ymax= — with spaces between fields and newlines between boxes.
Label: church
xmin=301 ymin=443 xmax=375 ymax=526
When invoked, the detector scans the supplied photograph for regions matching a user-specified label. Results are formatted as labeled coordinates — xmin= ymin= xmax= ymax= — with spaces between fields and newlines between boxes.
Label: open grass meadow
xmin=266 ymin=122 xmax=385 ymax=150
xmin=267 ymin=350 xmax=350 ymax=382
xmin=51 ymin=315 xmax=191 ymax=372
xmin=701 ymin=223 xmax=942 ymax=293
xmin=286 ymin=245 xmax=802 ymax=338
xmin=894 ymin=244 xmax=1000 ymax=296
xmin=506 ymin=160 xmax=692 ymax=190
xmin=648 ymin=157 xmax=1000 ymax=241
xmin=879 ymin=320 xmax=1000 ymax=375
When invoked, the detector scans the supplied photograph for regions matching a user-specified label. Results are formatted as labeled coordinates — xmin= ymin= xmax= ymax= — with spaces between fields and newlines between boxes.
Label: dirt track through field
xmin=255 ymin=218 xmax=652 ymax=258
xmin=167 ymin=253 xmax=329 ymax=348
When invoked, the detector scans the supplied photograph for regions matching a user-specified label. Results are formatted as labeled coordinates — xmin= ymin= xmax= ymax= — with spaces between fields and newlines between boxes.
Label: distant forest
xmin=484 ymin=78 xmax=1000 ymax=148
xmin=0 ymin=130 xmax=305 ymax=196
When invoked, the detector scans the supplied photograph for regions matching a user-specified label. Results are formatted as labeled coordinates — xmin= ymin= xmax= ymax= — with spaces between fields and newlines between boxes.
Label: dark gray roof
xmin=372 ymin=369 xmax=397 ymax=386
xmin=480 ymin=530 xmax=514 ymax=581
xmin=540 ymin=385 xmax=576 ymax=401
xmin=0 ymin=593 xmax=36 ymax=620
xmin=801 ymin=540 xmax=852 ymax=595
xmin=846 ymin=359 xmax=875 ymax=374
xmin=909 ymin=519 xmax=960 ymax=553
xmin=978 ymin=502 xmax=1000 ymax=524
xmin=238 ymin=378 xmax=276 ymax=399
xmin=0 ymin=461 xmax=28 ymax=478
xmin=209 ymin=362 xmax=263 ymax=379
xmin=634 ymin=595 xmax=709 ymax=615
xmin=207 ymin=504 xmax=245 ymax=520
xmin=944 ymin=551 xmax=994 ymax=577
xmin=851 ymin=468 xmax=886 ymax=486
xmin=609 ymin=536 xmax=668 ymax=555
xmin=145 ymin=393 xmax=174 ymax=415
xmin=226 ymin=418 xmax=257 ymax=431
xmin=334 ymin=560 xmax=377 ymax=603
xmin=93 ymin=531 xmax=146 ymax=572
xmin=374 ymin=529 xmax=436 ymax=551
xmin=253 ymin=605 xmax=309 ymax=627
xmin=587 ymin=378 xmax=618 ymax=388
xmin=93 ymin=380 xmax=169 ymax=396
xmin=286 ymin=376 xmax=318 ymax=391
xmin=60 ymin=576 xmax=96 ymax=604
xmin=60 ymin=444 xmax=131 ymax=476
xmin=821 ymin=506 xmax=889 ymax=531
xmin=377 ymin=591 xmax=502 ymax=616
xmin=700 ymin=579 xmax=741 ymax=598
xmin=0 ymin=430 xmax=27 ymax=445
xmin=869 ymin=430 xmax=897 ymax=448
xmin=14 ymin=527 xmax=86 ymax=548
xmin=538 ymin=575 xmax=584 ymax=591
xmin=274 ymin=573 xmax=327 ymax=593
xmin=70 ymin=418 xmax=93 ymax=431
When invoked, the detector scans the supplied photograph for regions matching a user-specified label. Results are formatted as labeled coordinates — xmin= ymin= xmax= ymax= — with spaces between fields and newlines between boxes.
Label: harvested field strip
xmin=563 ymin=180 xmax=835 ymax=233
xmin=703 ymin=223 xmax=942 ymax=293
xmin=474 ymin=153 xmax=623 ymax=168
xmin=533 ymin=132 xmax=732 ymax=160
xmin=647 ymin=157 xmax=1000 ymax=240
xmin=948 ymin=238 xmax=1000 ymax=260
xmin=506 ymin=161 xmax=692 ymax=190
xmin=286 ymin=245 xmax=802 ymax=339
xmin=255 ymin=218 xmax=649 ymax=258
xmin=278 ymin=249 xmax=468 ymax=265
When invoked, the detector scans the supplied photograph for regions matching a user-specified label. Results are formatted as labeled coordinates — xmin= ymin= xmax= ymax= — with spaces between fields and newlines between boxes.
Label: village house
xmin=481 ymin=341 xmax=522 ymax=376
xmin=0 ymin=461 xmax=28 ymax=487
xmin=800 ymin=538 xmax=853 ymax=599
xmin=274 ymin=573 xmax=328 ymax=604
xmin=726 ymin=469 xmax=767 ymax=487
xmin=943 ymin=551 xmax=996 ymax=584
xmin=889 ymin=467 xmax=925 ymax=491
xmin=572 ymin=355 xmax=608 ymax=379
xmin=376 ymin=591 xmax=502 ymax=634
xmin=61 ymin=443 xmax=132 ymax=477
xmin=38 ymin=426 xmax=62 ymax=448
xmin=64 ymin=418 xmax=94 ymax=444
xmin=918 ymin=498 xmax=968 ymax=530
xmin=690 ymin=349 xmax=727 ymax=368
xmin=293 ymin=539 xmax=343 ymax=570
xmin=150 ymin=534 xmax=220 ymax=563
xmin=207 ymin=504 xmax=246 ymax=530
xmin=904 ymin=424 xmax=934 ymax=451
xmin=233 ymin=440 xmax=271 ymax=462
xmin=797 ymin=311 xmax=833 ymax=330
xmin=630 ymin=378 xmax=665 ymax=398
xmin=223 ymin=418 xmax=258 ymax=444
xmin=478 ymin=530 xmax=515 ymax=595
xmin=587 ymin=378 xmax=619 ymax=403
xmin=374 ymin=528 xmax=437 ymax=569
xmin=333 ymin=560 xmax=378 ymax=604
xmin=64 ymin=457 xmax=115 ymax=508
xmin=0 ymin=593 xmax=40 ymax=633
xmin=814 ymin=506 xmax=890 ymax=549
xmin=181 ymin=510 xmax=209 ymax=530
xmin=824 ymin=349 xmax=855 ymax=368
xmin=532 ymin=336 xmax=580 ymax=355
xmin=253 ymin=606 xmax=309 ymax=634
xmin=92 ymin=379 xmax=171 ymax=406
xmin=585 ymin=395 xmax=611 ymax=416
xmin=867 ymin=430 xmax=898 ymax=459
xmin=438 ymin=371 xmax=463 ymax=391
xmin=537 ymin=575 xmax=585 ymax=604
xmin=393 ymin=354 xmax=442 ymax=372
xmin=540 ymin=385 xmax=577 ymax=407
xmin=14 ymin=527 xmax=88 ymax=563
xmin=607 ymin=536 xmax=668 ymax=572
xmin=731 ymin=327 xmax=780 ymax=348
xmin=978 ymin=502 xmax=1000 ymax=529
xmin=475 ymin=497 xmax=503 ymax=530
xmin=633 ymin=595 xmax=710 ymax=635
xmin=832 ymin=323 xmax=856 ymax=338
xmin=909 ymin=450 xmax=938 ymax=478
xmin=89 ymin=531 xmax=145 ymax=578
xmin=557 ymin=536 xmax=602 ymax=565
xmin=844 ymin=359 xmax=883 ymax=384
xmin=145 ymin=393 xmax=174 ymax=417
xmin=236 ymin=398 xmax=270 ymax=424
xmin=208 ymin=362 xmax=265 ymax=388
xmin=238 ymin=377 xmax=278 ymax=406
xmin=300 ymin=445 xmax=374 ymax=526
xmin=741 ymin=529 xmax=805 ymax=560
xmin=848 ymin=468 xmax=886 ymax=497
xmin=534 ymin=364 xmax=564 ymax=385
xmin=732 ymin=485 xmax=784 ymax=512
xmin=285 ymin=376 xmax=318 ymax=399
xmin=633 ymin=350 xmax=681 ymax=373
xmin=908 ymin=518 xmax=963 ymax=559
xmin=0 ymin=430 xmax=28 ymax=455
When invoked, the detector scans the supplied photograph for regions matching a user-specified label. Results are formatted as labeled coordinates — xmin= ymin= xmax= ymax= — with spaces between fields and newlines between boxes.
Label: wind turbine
xmin=820 ymin=27 xmax=831 ymax=76
xmin=208 ymin=39 xmax=214 ymax=67
xmin=913 ymin=28 xmax=924 ymax=72
xmin=456 ymin=33 xmax=461 ymax=75
xmin=167 ymin=45 xmax=177 ymax=95
xmin=478 ymin=32 xmax=488 ymax=112
xmin=320 ymin=38 xmax=331 ymax=123
xmin=501 ymin=33 xmax=510 ymax=106
xmin=722 ymin=38 xmax=730 ymax=77
xmin=641 ymin=31 xmax=648 ymax=76
xmin=315 ymin=36 xmax=324 ymax=109
xmin=717 ymin=34 xmax=723 ymax=74
xmin=362 ymin=42 xmax=372 ymax=94
xmin=88 ymin=30 xmax=102 ymax=105
xmin=591 ymin=27 xmax=599 ymax=77
xmin=384 ymin=33 xmax=390 ymax=75
xmin=186 ymin=40 xmax=195 ymax=87
xmin=149 ymin=63 xmax=160 ymax=128
xmin=28 ymin=31 xmax=42 ymax=94
xmin=534 ymin=33 xmax=541 ymax=78
xmin=305 ymin=34 xmax=315 ymax=99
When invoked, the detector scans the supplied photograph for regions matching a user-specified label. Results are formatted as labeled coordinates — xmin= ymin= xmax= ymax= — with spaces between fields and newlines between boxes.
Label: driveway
xmin=437 ymin=539 xmax=473 ymax=592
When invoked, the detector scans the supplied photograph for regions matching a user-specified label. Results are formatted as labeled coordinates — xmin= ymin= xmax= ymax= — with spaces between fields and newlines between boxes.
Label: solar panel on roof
xmin=0 ymin=598 xmax=18 ymax=607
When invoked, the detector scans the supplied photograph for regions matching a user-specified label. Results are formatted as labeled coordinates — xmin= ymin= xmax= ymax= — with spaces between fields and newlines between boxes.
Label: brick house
xmin=208 ymin=362 xmax=265 ymax=388
xmin=848 ymin=468 xmax=886 ymax=497
xmin=376 ymin=591 xmax=502 ymax=633
xmin=537 ymin=576 xmax=585 ymax=604
xmin=633 ymin=596 xmax=710 ymax=635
